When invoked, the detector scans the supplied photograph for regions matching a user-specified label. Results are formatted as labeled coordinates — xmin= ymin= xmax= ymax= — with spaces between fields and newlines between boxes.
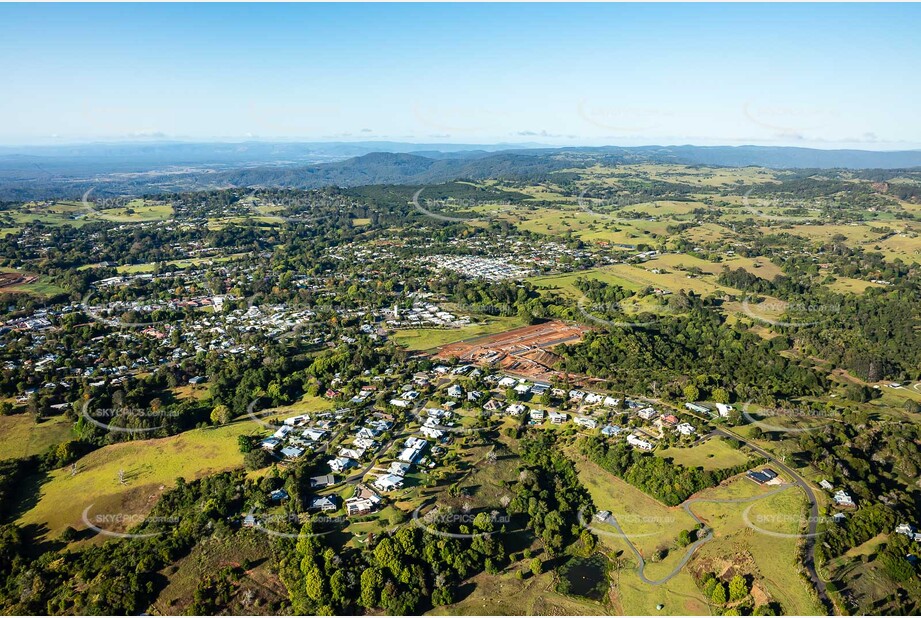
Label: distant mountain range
xmin=2 ymin=141 xmax=921 ymax=201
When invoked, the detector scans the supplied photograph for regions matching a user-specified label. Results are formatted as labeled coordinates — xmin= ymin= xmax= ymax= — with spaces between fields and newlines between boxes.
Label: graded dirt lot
xmin=434 ymin=320 xmax=591 ymax=380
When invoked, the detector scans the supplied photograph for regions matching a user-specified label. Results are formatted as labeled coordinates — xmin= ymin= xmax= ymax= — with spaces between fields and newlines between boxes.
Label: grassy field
xmin=92 ymin=200 xmax=173 ymax=222
xmin=0 ymin=414 xmax=73 ymax=461
xmin=571 ymin=454 xmax=697 ymax=559
xmin=824 ymin=276 xmax=885 ymax=294
xmin=392 ymin=316 xmax=526 ymax=351
xmin=254 ymin=393 xmax=337 ymax=417
xmin=657 ymin=437 xmax=751 ymax=471
xmin=529 ymin=267 xmax=646 ymax=298
xmin=114 ymin=252 xmax=249 ymax=274
xmin=688 ymin=478 xmax=825 ymax=616
xmin=16 ymin=421 xmax=258 ymax=540
xmin=602 ymin=264 xmax=739 ymax=297
xmin=529 ymin=262 xmax=746 ymax=300
xmin=648 ymin=253 xmax=785 ymax=281
xmin=428 ymin=564 xmax=609 ymax=616
xmin=0 ymin=267 xmax=66 ymax=296
xmin=572 ymin=453 xmax=710 ymax=615
xmin=152 ymin=532 xmax=287 ymax=614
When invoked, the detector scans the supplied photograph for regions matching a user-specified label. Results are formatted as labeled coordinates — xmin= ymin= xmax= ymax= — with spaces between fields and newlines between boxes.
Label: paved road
xmin=638 ymin=396 xmax=832 ymax=611
xmin=713 ymin=427 xmax=831 ymax=611
xmin=605 ymin=485 xmax=794 ymax=585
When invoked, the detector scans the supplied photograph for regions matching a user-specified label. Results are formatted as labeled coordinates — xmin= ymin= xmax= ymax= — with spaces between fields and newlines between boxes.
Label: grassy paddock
xmin=0 ymin=414 xmax=73 ymax=461
xmin=16 ymin=421 xmax=257 ymax=539
xmin=657 ymin=438 xmax=751 ymax=471
xmin=392 ymin=316 xmax=526 ymax=351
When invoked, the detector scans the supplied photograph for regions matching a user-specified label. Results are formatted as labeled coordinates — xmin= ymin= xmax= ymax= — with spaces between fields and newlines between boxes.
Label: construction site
xmin=434 ymin=320 xmax=591 ymax=380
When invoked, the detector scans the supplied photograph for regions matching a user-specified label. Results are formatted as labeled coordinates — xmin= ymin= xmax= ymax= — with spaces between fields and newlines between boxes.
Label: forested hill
xmin=183 ymin=146 xmax=921 ymax=188
xmin=211 ymin=152 xmax=580 ymax=188
xmin=3 ymin=141 xmax=921 ymax=200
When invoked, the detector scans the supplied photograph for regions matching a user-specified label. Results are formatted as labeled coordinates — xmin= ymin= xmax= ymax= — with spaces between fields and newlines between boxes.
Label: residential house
xmin=747 ymin=469 xmax=779 ymax=485
xmin=446 ymin=384 xmax=464 ymax=398
xmin=328 ymin=457 xmax=357 ymax=473
xmin=261 ymin=437 xmax=281 ymax=451
xmin=483 ymin=399 xmax=502 ymax=412
xmin=346 ymin=485 xmax=381 ymax=516
xmin=389 ymin=461 xmax=412 ymax=476
xmin=833 ymin=490 xmax=856 ymax=507
xmin=627 ymin=433 xmax=654 ymax=451
xmin=685 ymin=402 xmax=711 ymax=415
xmin=659 ymin=414 xmax=679 ymax=427
xmin=310 ymin=474 xmax=335 ymax=489
xmin=374 ymin=474 xmax=405 ymax=492
xmin=338 ymin=447 xmax=365 ymax=460
xmin=548 ymin=411 xmax=568 ymax=425
xmin=303 ymin=428 xmax=327 ymax=441
xmin=280 ymin=446 xmax=305 ymax=459
xmin=399 ymin=437 xmax=428 ymax=463
xmin=896 ymin=523 xmax=921 ymax=542
xmin=308 ymin=495 xmax=338 ymax=512
xmin=637 ymin=407 xmax=658 ymax=421
xmin=574 ymin=416 xmax=597 ymax=429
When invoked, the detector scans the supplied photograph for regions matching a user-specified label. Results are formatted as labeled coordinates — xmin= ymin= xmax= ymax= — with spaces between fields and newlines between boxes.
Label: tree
xmin=530 ymin=557 xmax=543 ymax=575
xmin=211 ymin=404 xmax=232 ymax=425
xmin=728 ymin=574 xmax=748 ymax=601
xmin=244 ymin=449 xmax=272 ymax=470
xmin=711 ymin=581 xmax=727 ymax=604
xmin=329 ymin=570 xmax=347 ymax=605
xmin=684 ymin=384 xmax=700 ymax=402
xmin=359 ymin=567 xmax=384 ymax=609
xmin=712 ymin=387 xmax=730 ymax=404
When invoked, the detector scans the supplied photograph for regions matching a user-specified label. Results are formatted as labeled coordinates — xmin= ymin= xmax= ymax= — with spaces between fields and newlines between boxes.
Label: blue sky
xmin=1 ymin=3 xmax=919 ymax=148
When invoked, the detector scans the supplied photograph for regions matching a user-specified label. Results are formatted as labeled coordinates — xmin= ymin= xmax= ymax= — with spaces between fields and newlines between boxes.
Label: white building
xmin=627 ymin=433 xmax=654 ymax=451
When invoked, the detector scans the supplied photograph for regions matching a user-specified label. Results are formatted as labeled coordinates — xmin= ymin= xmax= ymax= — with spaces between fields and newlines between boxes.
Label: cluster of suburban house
xmin=383 ymin=301 xmax=471 ymax=330
xmin=423 ymin=255 xmax=535 ymax=282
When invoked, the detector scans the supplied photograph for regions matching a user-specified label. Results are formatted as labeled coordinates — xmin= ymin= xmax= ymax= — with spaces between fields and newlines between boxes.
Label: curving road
xmin=712 ymin=427 xmax=831 ymax=611
xmin=638 ymin=395 xmax=832 ymax=611
xmin=606 ymin=485 xmax=795 ymax=585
